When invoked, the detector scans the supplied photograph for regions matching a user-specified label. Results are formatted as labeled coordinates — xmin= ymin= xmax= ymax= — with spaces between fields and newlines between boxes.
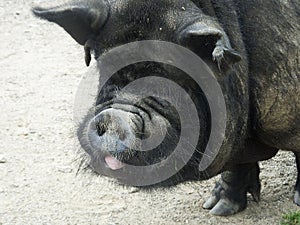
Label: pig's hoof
xmin=203 ymin=181 xmax=247 ymax=216
xmin=294 ymin=190 xmax=300 ymax=206
xmin=293 ymin=152 xmax=300 ymax=206
xmin=203 ymin=163 xmax=261 ymax=216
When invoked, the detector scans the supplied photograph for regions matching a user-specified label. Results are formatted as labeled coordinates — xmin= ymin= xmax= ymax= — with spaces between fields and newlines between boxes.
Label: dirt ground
xmin=0 ymin=1 xmax=299 ymax=224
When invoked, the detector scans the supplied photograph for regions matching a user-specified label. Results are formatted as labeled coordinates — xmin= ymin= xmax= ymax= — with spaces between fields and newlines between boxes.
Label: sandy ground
xmin=0 ymin=1 xmax=299 ymax=224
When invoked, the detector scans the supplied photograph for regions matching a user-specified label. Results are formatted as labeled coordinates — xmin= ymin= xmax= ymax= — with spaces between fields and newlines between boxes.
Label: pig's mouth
xmin=104 ymin=155 xmax=125 ymax=170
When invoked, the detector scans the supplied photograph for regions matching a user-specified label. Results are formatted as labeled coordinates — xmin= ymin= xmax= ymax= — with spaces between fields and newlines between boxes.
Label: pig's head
xmin=33 ymin=0 xmax=242 ymax=186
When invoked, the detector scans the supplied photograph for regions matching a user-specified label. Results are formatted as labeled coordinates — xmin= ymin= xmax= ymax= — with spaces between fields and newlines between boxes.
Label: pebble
xmin=0 ymin=155 xmax=7 ymax=164
xmin=128 ymin=187 xmax=139 ymax=194
xmin=57 ymin=166 xmax=73 ymax=173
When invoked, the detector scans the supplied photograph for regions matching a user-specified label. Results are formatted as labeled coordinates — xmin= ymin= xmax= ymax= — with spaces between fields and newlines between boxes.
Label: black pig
xmin=32 ymin=0 xmax=300 ymax=216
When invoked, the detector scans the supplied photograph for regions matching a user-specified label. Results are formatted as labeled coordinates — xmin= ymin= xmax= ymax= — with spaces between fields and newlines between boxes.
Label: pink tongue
xmin=105 ymin=156 xmax=125 ymax=170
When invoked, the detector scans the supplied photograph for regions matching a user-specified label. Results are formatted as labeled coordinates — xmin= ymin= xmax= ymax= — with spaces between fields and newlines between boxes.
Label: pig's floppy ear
xmin=32 ymin=0 xmax=109 ymax=66
xmin=178 ymin=23 xmax=241 ymax=68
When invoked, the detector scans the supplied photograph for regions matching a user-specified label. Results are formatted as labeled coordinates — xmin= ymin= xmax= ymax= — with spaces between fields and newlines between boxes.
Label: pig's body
xmin=194 ymin=0 xmax=300 ymax=151
xmin=33 ymin=0 xmax=299 ymax=216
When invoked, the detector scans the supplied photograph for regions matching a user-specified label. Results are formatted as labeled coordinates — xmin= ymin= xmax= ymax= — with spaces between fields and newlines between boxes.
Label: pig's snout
xmin=87 ymin=108 xmax=144 ymax=170
xmin=93 ymin=110 xmax=129 ymax=141
xmin=85 ymin=105 xmax=171 ymax=172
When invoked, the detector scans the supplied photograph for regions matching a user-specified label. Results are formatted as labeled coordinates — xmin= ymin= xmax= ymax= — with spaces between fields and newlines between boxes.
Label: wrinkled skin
xmin=32 ymin=0 xmax=300 ymax=216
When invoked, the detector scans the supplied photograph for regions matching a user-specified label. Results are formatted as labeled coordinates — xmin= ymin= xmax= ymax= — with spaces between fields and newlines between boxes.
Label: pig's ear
xmin=32 ymin=1 xmax=109 ymax=66
xmin=32 ymin=1 xmax=109 ymax=45
xmin=178 ymin=23 xmax=241 ymax=68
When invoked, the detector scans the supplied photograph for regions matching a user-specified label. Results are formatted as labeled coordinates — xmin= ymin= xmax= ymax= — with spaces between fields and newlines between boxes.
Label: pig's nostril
xmin=119 ymin=131 xmax=126 ymax=141
xmin=96 ymin=124 xmax=106 ymax=136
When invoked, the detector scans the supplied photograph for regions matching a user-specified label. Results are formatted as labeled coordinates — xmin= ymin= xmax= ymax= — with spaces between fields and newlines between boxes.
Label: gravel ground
xmin=0 ymin=1 xmax=299 ymax=224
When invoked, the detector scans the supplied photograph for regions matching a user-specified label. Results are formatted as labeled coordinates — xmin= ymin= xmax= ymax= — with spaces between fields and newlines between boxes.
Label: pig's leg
xmin=203 ymin=163 xmax=260 ymax=216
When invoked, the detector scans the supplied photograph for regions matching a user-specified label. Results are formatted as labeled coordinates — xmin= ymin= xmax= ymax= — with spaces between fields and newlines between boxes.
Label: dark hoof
xmin=203 ymin=163 xmax=261 ymax=216
xmin=203 ymin=182 xmax=246 ymax=216
xmin=294 ymin=190 xmax=300 ymax=206
xmin=294 ymin=152 xmax=300 ymax=206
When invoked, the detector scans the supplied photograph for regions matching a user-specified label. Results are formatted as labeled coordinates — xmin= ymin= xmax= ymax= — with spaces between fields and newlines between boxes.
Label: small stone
xmin=0 ymin=155 xmax=7 ymax=164
xmin=128 ymin=187 xmax=139 ymax=194
xmin=58 ymin=167 xmax=73 ymax=173
xmin=181 ymin=6 xmax=186 ymax=11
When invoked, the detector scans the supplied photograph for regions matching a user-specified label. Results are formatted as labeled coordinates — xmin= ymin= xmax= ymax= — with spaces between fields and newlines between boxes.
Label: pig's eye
xmin=96 ymin=124 xmax=106 ymax=136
